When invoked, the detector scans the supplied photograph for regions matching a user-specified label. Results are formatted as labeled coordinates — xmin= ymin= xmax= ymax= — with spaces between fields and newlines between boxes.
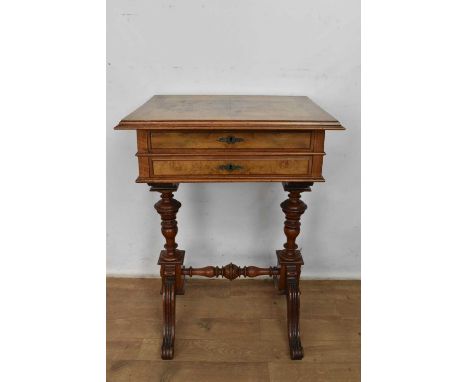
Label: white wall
xmin=107 ymin=0 xmax=360 ymax=278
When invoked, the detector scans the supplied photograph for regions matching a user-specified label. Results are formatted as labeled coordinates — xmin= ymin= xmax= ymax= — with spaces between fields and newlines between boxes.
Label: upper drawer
xmin=148 ymin=131 xmax=314 ymax=151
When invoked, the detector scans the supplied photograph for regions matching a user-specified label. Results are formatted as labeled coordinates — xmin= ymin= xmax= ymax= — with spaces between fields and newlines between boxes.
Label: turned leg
xmin=150 ymin=183 xmax=185 ymax=360
xmin=276 ymin=182 xmax=312 ymax=360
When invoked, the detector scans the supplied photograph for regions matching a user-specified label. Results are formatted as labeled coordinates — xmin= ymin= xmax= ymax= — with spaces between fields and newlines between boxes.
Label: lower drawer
xmin=151 ymin=157 xmax=310 ymax=176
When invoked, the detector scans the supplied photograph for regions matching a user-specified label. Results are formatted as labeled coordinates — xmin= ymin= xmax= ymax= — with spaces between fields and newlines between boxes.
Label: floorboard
xmin=107 ymin=277 xmax=360 ymax=381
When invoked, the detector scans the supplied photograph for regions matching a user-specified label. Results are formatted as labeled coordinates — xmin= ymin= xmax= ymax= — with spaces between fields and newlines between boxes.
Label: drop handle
xmin=217 ymin=136 xmax=244 ymax=144
xmin=218 ymin=163 xmax=243 ymax=172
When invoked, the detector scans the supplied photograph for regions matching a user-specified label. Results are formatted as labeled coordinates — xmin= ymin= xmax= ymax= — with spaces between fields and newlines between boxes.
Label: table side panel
xmin=136 ymin=130 xmax=149 ymax=152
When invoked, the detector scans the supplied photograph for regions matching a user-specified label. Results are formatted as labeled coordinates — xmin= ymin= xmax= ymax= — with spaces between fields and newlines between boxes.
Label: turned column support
xmin=277 ymin=182 xmax=311 ymax=261
xmin=149 ymin=183 xmax=185 ymax=360
xmin=151 ymin=183 xmax=183 ymax=262
xmin=276 ymin=182 xmax=312 ymax=289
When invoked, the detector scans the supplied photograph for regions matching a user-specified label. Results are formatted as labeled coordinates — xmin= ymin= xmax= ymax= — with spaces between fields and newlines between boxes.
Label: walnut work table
xmin=115 ymin=95 xmax=344 ymax=360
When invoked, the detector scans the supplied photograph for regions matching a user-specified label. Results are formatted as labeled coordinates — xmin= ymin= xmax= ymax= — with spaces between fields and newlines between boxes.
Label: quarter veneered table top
xmin=115 ymin=95 xmax=343 ymax=130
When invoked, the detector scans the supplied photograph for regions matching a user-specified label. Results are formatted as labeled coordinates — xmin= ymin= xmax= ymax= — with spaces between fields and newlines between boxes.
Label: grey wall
xmin=107 ymin=0 xmax=360 ymax=278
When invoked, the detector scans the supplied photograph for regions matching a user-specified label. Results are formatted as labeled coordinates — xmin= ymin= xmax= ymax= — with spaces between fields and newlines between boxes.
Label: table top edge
xmin=114 ymin=120 xmax=345 ymax=130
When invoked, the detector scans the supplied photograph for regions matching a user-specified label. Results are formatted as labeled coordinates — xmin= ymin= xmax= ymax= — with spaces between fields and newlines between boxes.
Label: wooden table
xmin=115 ymin=95 xmax=344 ymax=360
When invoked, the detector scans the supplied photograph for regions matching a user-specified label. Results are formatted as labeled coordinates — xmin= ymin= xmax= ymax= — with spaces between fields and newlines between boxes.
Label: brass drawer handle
xmin=217 ymin=136 xmax=244 ymax=144
xmin=218 ymin=163 xmax=243 ymax=172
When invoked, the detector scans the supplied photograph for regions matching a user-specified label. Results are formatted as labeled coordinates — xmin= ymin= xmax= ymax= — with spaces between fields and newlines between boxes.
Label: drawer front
xmin=152 ymin=158 xmax=310 ymax=176
xmin=149 ymin=131 xmax=313 ymax=151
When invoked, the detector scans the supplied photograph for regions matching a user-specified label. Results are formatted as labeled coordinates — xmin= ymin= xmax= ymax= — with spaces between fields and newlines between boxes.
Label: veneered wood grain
xmin=118 ymin=122 xmax=343 ymax=130
xmin=150 ymin=131 xmax=312 ymax=150
xmin=137 ymin=175 xmax=325 ymax=183
xmin=136 ymin=130 xmax=149 ymax=152
xmin=152 ymin=158 xmax=311 ymax=176
xmin=120 ymin=95 xmax=339 ymax=123
xmin=313 ymin=130 xmax=325 ymax=152
xmin=137 ymin=156 xmax=150 ymax=178
xmin=116 ymin=96 xmax=344 ymax=183
xmin=311 ymin=153 xmax=324 ymax=176
xmin=138 ymin=150 xmax=325 ymax=157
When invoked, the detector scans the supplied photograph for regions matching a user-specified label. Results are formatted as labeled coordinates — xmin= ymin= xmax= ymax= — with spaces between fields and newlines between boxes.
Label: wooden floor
xmin=107 ymin=278 xmax=360 ymax=382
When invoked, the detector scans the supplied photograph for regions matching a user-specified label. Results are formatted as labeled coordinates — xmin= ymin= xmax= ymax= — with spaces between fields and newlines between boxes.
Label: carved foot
xmin=286 ymin=275 xmax=304 ymax=360
xmin=161 ymin=274 xmax=176 ymax=360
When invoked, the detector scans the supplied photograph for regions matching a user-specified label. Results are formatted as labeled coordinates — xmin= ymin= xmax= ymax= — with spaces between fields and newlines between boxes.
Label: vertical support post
xmin=150 ymin=183 xmax=185 ymax=360
xmin=276 ymin=182 xmax=313 ymax=360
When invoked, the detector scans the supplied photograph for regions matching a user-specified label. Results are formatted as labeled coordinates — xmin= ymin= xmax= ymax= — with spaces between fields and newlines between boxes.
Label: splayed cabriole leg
xmin=150 ymin=183 xmax=185 ymax=360
xmin=276 ymin=182 xmax=313 ymax=360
